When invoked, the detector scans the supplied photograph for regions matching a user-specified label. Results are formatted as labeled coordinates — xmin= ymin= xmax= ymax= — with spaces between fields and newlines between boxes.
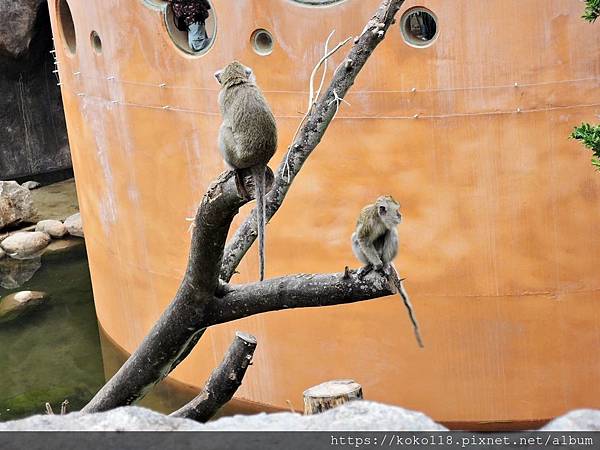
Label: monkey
xmin=351 ymin=196 xmax=424 ymax=348
xmin=215 ymin=61 xmax=277 ymax=281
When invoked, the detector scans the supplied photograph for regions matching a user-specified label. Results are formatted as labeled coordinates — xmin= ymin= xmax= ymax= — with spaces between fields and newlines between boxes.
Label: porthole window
xmin=251 ymin=29 xmax=274 ymax=56
xmin=164 ymin=0 xmax=216 ymax=55
xmin=143 ymin=0 xmax=167 ymax=9
xmin=57 ymin=0 xmax=76 ymax=55
xmin=400 ymin=7 xmax=438 ymax=48
xmin=90 ymin=30 xmax=102 ymax=54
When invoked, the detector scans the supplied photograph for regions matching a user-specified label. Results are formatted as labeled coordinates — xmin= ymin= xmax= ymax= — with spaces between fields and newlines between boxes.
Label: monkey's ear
xmin=379 ymin=205 xmax=387 ymax=215
xmin=214 ymin=70 xmax=222 ymax=84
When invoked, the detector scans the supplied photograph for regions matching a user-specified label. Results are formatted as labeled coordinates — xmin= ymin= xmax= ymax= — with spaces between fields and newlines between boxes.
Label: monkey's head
xmin=214 ymin=61 xmax=255 ymax=87
xmin=376 ymin=195 xmax=401 ymax=228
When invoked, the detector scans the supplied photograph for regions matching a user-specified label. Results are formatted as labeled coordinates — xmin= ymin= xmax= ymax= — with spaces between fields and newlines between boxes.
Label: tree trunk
xmin=303 ymin=379 xmax=363 ymax=415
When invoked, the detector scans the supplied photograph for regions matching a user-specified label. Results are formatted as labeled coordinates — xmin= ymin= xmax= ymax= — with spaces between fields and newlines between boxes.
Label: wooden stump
xmin=303 ymin=379 xmax=363 ymax=415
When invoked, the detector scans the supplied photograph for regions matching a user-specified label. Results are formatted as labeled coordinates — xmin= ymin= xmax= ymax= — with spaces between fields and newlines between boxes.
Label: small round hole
xmin=57 ymin=0 xmax=76 ymax=55
xmin=90 ymin=30 xmax=102 ymax=54
xmin=251 ymin=29 xmax=274 ymax=56
xmin=400 ymin=7 xmax=438 ymax=48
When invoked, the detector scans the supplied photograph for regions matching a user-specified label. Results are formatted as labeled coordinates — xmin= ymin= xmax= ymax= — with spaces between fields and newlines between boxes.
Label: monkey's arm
xmin=218 ymin=122 xmax=238 ymax=168
xmin=357 ymin=230 xmax=384 ymax=269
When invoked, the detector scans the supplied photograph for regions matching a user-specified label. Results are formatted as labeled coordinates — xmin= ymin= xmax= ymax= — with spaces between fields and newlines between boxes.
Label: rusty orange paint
xmin=48 ymin=0 xmax=600 ymax=427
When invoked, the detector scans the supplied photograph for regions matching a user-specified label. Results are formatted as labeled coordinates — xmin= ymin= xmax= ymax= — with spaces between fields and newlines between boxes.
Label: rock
xmin=0 ymin=231 xmax=50 ymax=259
xmin=541 ymin=409 xmax=600 ymax=431
xmin=44 ymin=237 xmax=85 ymax=254
xmin=35 ymin=219 xmax=67 ymax=238
xmin=0 ymin=1 xmax=71 ymax=181
xmin=0 ymin=290 xmax=47 ymax=323
xmin=202 ymin=401 xmax=447 ymax=431
xmin=0 ymin=0 xmax=45 ymax=57
xmin=0 ymin=181 xmax=36 ymax=229
xmin=0 ymin=401 xmax=447 ymax=431
xmin=21 ymin=181 xmax=41 ymax=190
xmin=64 ymin=213 xmax=83 ymax=238
xmin=0 ymin=256 xmax=41 ymax=289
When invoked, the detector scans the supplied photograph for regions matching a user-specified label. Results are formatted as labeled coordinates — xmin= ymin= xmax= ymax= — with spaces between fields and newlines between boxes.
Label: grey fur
xmin=351 ymin=196 xmax=424 ymax=348
xmin=351 ymin=196 xmax=401 ymax=271
xmin=216 ymin=61 xmax=277 ymax=281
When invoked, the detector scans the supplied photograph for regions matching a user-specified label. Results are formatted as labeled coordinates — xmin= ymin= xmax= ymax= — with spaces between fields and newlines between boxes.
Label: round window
xmin=57 ymin=0 xmax=76 ymax=55
xmin=164 ymin=0 xmax=216 ymax=55
xmin=400 ymin=7 xmax=438 ymax=48
xmin=251 ymin=29 xmax=274 ymax=56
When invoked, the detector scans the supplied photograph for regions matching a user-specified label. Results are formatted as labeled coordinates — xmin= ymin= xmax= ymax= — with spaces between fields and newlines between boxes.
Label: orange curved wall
xmin=48 ymin=0 xmax=600 ymax=426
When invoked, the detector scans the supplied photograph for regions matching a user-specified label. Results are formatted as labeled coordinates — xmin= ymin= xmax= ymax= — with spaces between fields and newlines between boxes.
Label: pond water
xmin=0 ymin=241 xmax=105 ymax=421
xmin=0 ymin=239 xmax=235 ymax=422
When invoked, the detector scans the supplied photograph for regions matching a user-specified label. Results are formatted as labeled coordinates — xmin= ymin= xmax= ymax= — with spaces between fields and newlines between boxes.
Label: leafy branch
xmin=572 ymin=123 xmax=600 ymax=170
xmin=583 ymin=0 xmax=600 ymax=22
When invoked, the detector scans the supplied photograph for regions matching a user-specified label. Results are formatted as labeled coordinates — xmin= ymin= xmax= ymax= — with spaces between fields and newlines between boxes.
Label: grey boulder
xmin=0 ymin=0 xmax=46 ymax=57
xmin=0 ymin=231 xmax=50 ymax=259
xmin=64 ymin=213 xmax=83 ymax=238
xmin=36 ymin=219 xmax=67 ymax=238
xmin=0 ymin=181 xmax=36 ymax=229
xmin=541 ymin=409 xmax=600 ymax=431
xmin=22 ymin=181 xmax=41 ymax=190
xmin=0 ymin=401 xmax=447 ymax=431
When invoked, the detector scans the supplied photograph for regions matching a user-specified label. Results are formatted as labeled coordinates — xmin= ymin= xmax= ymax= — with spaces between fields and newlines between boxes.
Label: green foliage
xmin=572 ymin=123 xmax=600 ymax=170
xmin=583 ymin=0 xmax=600 ymax=22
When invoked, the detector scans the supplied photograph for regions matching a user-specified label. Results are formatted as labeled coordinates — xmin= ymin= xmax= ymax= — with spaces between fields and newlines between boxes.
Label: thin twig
xmin=284 ymin=33 xmax=352 ymax=182
xmin=311 ymin=30 xmax=336 ymax=108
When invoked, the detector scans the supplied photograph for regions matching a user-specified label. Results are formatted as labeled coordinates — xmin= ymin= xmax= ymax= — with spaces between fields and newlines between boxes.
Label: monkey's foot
xmin=357 ymin=265 xmax=373 ymax=279
xmin=381 ymin=264 xmax=393 ymax=277
xmin=234 ymin=170 xmax=251 ymax=200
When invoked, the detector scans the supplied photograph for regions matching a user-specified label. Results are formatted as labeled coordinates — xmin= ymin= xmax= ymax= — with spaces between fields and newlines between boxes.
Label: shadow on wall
xmin=0 ymin=0 xmax=71 ymax=181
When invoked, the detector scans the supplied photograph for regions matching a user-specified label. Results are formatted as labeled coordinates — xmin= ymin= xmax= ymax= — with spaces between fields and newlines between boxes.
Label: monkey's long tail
xmin=252 ymin=165 xmax=267 ymax=281
xmin=389 ymin=265 xmax=424 ymax=348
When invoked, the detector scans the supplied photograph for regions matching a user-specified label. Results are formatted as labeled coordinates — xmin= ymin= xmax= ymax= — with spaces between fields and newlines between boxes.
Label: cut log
xmin=303 ymin=379 xmax=363 ymax=415
xmin=170 ymin=331 xmax=257 ymax=422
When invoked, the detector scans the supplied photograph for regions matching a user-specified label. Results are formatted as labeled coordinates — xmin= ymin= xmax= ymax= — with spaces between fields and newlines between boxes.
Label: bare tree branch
xmin=81 ymin=0 xmax=406 ymax=417
xmin=220 ymin=0 xmax=407 ymax=281
xmin=170 ymin=331 xmax=257 ymax=422
xmin=205 ymin=270 xmax=392 ymax=327
xmin=82 ymin=170 xmax=259 ymax=413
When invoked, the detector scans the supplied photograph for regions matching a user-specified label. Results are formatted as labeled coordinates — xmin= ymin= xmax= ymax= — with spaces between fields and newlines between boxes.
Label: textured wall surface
xmin=48 ymin=0 xmax=600 ymax=427
xmin=0 ymin=0 xmax=71 ymax=180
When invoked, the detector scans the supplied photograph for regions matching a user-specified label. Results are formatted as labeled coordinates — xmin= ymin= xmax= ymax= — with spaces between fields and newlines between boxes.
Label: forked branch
xmin=82 ymin=0 xmax=406 ymax=417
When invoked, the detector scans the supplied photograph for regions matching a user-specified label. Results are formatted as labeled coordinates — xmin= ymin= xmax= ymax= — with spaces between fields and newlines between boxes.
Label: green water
xmin=0 ymin=242 xmax=105 ymax=421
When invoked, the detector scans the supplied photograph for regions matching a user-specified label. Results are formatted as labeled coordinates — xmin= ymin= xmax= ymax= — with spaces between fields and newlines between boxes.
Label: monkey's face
xmin=214 ymin=61 xmax=254 ymax=86
xmin=376 ymin=197 xmax=402 ymax=228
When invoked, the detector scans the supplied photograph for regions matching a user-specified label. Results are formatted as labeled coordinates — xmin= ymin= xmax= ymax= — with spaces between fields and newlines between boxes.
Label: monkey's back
xmin=222 ymin=82 xmax=277 ymax=168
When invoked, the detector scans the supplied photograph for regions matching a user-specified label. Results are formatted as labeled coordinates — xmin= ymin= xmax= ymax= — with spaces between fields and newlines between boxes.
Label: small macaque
xmin=352 ymin=196 xmax=424 ymax=348
xmin=215 ymin=61 xmax=277 ymax=281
